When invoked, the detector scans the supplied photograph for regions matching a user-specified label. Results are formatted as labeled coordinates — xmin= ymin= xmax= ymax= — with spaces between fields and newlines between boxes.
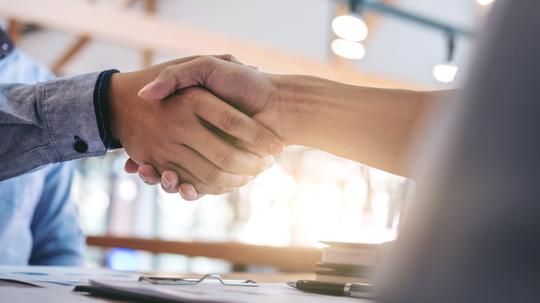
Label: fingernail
xmin=138 ymin=172 xmax=149 ymax=184
xmin=138 ymin=80 xmax=158 ymax=97
xmin=184 ymin=186 xmax=198 ymax=200
xmin=161 ymin=177 xmax=171 ymax=190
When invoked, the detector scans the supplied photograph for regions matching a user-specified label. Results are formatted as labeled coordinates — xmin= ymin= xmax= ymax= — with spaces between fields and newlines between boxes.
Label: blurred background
xmin=1 ymin=0 xmax=494 ymax=274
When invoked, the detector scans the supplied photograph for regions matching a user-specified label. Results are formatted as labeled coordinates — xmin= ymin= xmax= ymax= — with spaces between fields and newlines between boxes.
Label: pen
xmin=287 ymin=280 xmax=373 ymax=299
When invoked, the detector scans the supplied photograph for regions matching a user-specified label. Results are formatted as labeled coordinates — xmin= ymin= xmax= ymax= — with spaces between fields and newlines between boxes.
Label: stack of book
xmin=315 ymin=241 xmax=391 ymax=284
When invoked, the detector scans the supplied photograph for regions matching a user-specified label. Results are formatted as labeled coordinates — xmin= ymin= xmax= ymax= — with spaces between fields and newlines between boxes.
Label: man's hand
xmin=127 ymin=56 xmax=291 ymax=198
xmin=109 ymin=56 xmax=283 ymax=200
xmin=138 ymin=56 xmax=291 ymax=135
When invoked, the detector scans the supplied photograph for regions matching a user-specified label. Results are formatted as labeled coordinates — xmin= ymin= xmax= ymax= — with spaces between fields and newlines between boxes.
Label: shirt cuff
xmin=39 ymin=73 xmax=108 ymax=162
xmin=93 ymin=69 xmax=122 ymax=149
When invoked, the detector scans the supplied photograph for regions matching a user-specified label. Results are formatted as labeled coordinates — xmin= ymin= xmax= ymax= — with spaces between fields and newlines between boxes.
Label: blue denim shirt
xmin=0 ymin=60 xmax=107 ymax=181
xmin=0 ymin=50 xmax=94 ymax=265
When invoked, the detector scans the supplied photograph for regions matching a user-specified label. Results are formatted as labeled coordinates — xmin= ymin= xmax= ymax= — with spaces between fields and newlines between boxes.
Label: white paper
xmin=90 ymin=279 xmax=375 ymax=303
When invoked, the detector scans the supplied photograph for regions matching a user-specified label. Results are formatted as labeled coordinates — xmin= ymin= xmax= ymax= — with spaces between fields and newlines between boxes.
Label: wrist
xmin=268 ymin=74 xmax=319 ymax=146
xmin=93 ymin=69 xmax=122 ymax=149
xmin=108 ymin=72 xmax=125 ymax=143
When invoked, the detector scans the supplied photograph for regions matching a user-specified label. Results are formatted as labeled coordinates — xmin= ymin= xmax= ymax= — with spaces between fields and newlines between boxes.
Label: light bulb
xmin=332 ymin=14 xmax=368 ymax=42
xmin=433 ymin=63 xmax=458 ymax=83
xmin=331 ymin=38 xmax=366 ymax=60
xmin=476 ymin=0 xmax=494 ymax=6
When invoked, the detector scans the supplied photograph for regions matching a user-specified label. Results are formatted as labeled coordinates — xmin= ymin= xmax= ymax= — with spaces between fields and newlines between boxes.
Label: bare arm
xmin=270 ymin=75 xmax=449 ymax=176
xmin=134 ymin=57 xmax=451 ymax=193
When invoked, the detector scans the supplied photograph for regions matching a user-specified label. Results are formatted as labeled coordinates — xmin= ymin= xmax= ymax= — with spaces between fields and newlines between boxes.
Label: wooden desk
xmin=87 ymin=236 xmax=321 ymax=272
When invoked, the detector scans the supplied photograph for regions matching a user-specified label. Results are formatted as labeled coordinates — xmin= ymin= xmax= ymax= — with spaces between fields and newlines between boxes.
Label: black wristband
xmin=93 ymin=69 xmax=122 ymax=149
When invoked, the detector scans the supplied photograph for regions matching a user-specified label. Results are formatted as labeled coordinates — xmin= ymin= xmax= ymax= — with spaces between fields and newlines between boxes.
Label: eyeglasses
xmin=138 ymin=274 xmax=259 ymax=287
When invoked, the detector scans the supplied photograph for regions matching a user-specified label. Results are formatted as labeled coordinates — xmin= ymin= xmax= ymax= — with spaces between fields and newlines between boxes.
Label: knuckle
xmin=198 ymin=56 xmax=220 ymax=76
xmin=203 ymin=170 xmax=223 ymax=186
xmin=221 ymin=112 xmax=243 ymax=132
xmin=160 ymin=67 xmax=175 ymax=79
xmin=219 ymin=54 xmax=234 ymax=61
xmin=217 ymin=152 xmax=238 ymax=171
xmin=252 ymin=131 xmax=266 ymax=146
xmin=179 ymin=87 xmax=203 ymax=105
xmin=199 ymin=55 xmax=218 ymax=67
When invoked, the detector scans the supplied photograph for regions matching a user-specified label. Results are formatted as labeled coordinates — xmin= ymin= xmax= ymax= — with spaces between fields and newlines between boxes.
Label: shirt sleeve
xmin=29 ymin=162 xmax=84 ymax=266
xmin=0 ymin=71 xmax=119 ymax=181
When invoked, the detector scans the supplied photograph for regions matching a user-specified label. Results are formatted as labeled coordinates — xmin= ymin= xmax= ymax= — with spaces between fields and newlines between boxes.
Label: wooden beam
xmin=141 ymin=0 xmax=157 ymax=67
xmin=86 ymin=235 xmax=321 ymax=272
xmin=6 ymin=19 xmax=22 ymax=44
xmin=0 ymin=0 xmax=420 ymax=89
xmin=52 ymin=36 xmax=91 ymax=75
xmin=51 ymin=0 xmax=142 ymax=75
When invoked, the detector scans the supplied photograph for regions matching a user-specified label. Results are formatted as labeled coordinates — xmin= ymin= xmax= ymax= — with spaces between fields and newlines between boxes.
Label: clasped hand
xmin=110 ymin=56 xmax=284 ymax=200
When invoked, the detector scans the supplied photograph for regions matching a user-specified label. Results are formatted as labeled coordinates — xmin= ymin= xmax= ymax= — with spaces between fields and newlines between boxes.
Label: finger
xmin=214 ymin=54 xmax=258 ymax=70
xmin=214 ymin=54 xmax=242 ymax=64
xmin=137 ymin=164 xmax=161 ymax=185
xmin=232 ymin=138 xmax=270 ymax=157
xmin=185 ymin=123 xmax=272 ymax=176
xmin=169 ymin=145 xmax=254 ymax=188
xmin=179 ymin=183 xmax=198 ymax=200
xmin=194 ymin=91 xmax=283 ymax=155
xmin=124 ymin=158 xmax=139 ymax=174
xmin=161 ymin=170 xmax=180 ymax=193
xmin=138 ymin=72 xmax=178 ymax=100
xmin=138 ymin=56 xmax=221 ymax=100
xmin=179 ymin=183 xmax=233 ymax=201
xmin=139 ymin=55 xmax=246 ymax=101
xmin=207 ymin=124 xmax=277 ymax=158
xmin=161 ymin=162 xmax=236 ymax=198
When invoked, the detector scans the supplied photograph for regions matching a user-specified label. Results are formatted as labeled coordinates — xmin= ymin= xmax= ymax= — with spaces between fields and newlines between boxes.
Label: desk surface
xmin=0 ymin=266 xmax=315 ymax=302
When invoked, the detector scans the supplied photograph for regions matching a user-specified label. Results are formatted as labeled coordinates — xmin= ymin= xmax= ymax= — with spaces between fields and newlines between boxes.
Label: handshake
xmin=108 ymin=53 xmax=419 ymax=199
xmin=109 ymin=55 xmax=290 ymax=200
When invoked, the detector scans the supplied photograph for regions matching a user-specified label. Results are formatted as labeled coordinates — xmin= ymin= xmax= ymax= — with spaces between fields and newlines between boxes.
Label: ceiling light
xmin=433 ymin=32 xmax=458 ymax=83
xmin=432 ymin=64 xmax=458 ymax=83
xmin=332 ymin=14 xmax=368 ymax=42
xmin=331 ymin=38 xmax=366 ymax=60
xmin=476 ymin=0 xmax=495 ymax=6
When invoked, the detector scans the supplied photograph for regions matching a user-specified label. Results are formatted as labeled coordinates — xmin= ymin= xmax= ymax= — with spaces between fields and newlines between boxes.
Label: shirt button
xmin=73 ymin=136 xmax=88 ymax=153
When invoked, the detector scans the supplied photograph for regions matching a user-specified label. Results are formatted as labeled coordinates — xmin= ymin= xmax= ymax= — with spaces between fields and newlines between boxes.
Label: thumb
xmin=138 ymin=73 xmax=178 ymax=100
xmin=137 ymin=58 xmax=208 ymax=100
xmin=138 ymin=55 xmax=248 ymax=101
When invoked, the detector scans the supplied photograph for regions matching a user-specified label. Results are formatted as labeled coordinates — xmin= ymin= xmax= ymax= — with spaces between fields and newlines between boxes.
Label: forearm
xmin=0 ymin=74 xmax=107 ymax=181
xmin=108 ymin=56 xmax=214 ymax=141
xmin=0 ymin=57 xmax=201 ymax=182
xmin=272 ymin=75 xmax=448 ymax=177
